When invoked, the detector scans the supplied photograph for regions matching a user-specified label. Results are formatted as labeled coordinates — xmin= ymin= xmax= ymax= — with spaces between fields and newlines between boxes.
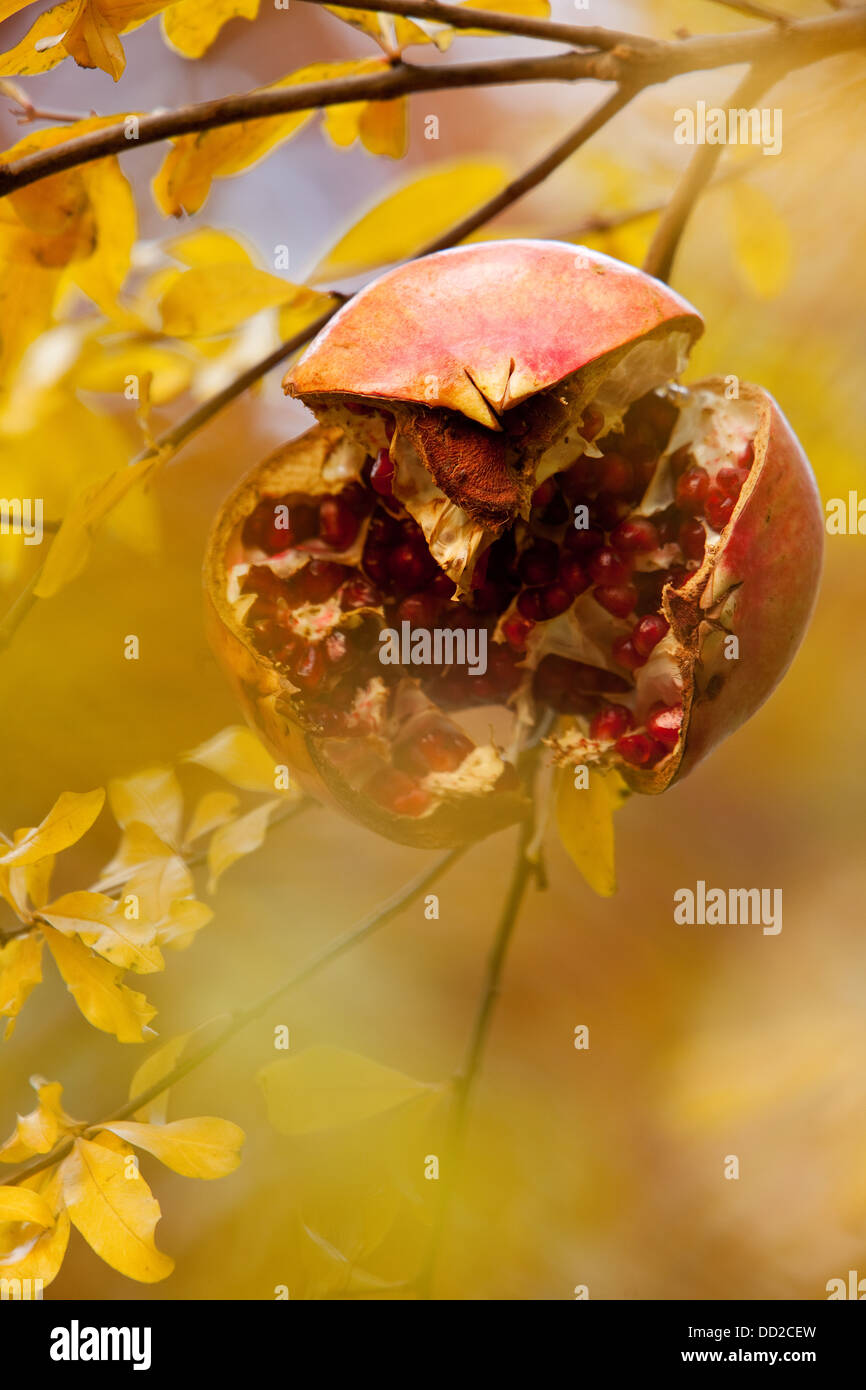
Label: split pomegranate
xmin=205 ymin=241 xmax=823 ymax=848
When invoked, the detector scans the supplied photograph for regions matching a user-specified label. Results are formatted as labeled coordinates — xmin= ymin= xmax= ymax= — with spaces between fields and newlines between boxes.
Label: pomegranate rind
xmin=624 ymin=379 xmax=824 ymax=794
xmin=285 ymin=240 xmax=703 ymax=429
xmin=204 ymin=426 xmax=531 ymax=849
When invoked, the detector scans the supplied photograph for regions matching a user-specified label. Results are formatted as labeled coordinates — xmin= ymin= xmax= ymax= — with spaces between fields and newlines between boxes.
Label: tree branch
xmin=419 ymin=81 xmax=639 ymax=255
xmin=0 ymin=8 xmax=863 ymax=198
xmin=642 ymin=63 xmax=779 ymax=283
xmin=419 ymin=810 xmax=538 ymax=1298
xmin=2 ymin=845 xmax=467 ymax=1187
xmin=301 ymin=0 xmax=652 ymax=52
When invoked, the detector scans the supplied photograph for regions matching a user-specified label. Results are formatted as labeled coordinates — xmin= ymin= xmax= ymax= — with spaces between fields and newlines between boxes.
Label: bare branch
xmin=2 ymin=845 xmax=467 ymax=1186
xmin=419 ymin=82 xmax=639 ymax=255
xmin=300 ymin=0 xmax=652 ymax=52
xmin=707 ymin=0 xmax=793 ymax=25
xmin=642 ymin=63 xmax=779 ymax=283
xmin=0 ymin=8 xmax=863 ymax=199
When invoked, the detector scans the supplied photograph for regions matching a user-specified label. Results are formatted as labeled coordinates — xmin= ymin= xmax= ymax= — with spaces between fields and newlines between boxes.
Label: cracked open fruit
xmin=204 ymin=241 xmax=823 ymax=848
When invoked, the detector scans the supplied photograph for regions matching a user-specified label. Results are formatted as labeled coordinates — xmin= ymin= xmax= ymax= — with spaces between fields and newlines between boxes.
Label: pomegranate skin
xmin=204 ymin=427 xmax=531 ymax=849
xmin=635 ymin=379 xmax=824 ymax=793
xmin=286 ymin=240 xmax=703 ymax=428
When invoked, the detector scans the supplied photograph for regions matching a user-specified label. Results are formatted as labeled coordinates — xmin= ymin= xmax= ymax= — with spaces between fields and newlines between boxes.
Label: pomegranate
xmin=205 ymin=242 xmax=823 ymax=848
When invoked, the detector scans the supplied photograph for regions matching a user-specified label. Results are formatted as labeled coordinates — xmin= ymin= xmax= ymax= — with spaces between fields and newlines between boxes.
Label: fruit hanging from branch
xmin=205 ymin=241 xmax=823 ymax=848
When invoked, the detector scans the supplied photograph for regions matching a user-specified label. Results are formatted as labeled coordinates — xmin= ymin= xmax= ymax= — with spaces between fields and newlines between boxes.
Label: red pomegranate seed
xmin=324 ymin=631 xmax=349 ymax=665
xmin=610 ymin=517 xmax=660 ymax=554
xmin=704 ymin=486 xmax=735 ymax=531
xmin=291 ymin=644 xmax=326 ymax=690
xmin=396 ymin=592 xmax=439 ymax=628
xmin=295 ymin=560 xmax=345 ymax=604
xmin=654 ymin=511 xmax=680 ymax=544
xmin=367 ymin=512 xmax=402 ymax=547
xmin=243 ymin=498 xmax=318 ymax=554
xmin=361 ymin=543 xmax=390 ymax=585
xmin=370 ymin=449 xmax=395 ymax=496
xmin=364 ymin=768 xmax=431 ymax=817
xmin=427 ymin=571 xmax=456 ymax=599
xmin=592 ymin=494 xmax=631 ymax=530
xmin=678 ymin=518 xmax=706 ymax=561
xmin=615 ymin=732 xmax=656 ymax=766
xmin=558 ymin=554 xmax=590 ymax=596
xmin=579 ymin=405 xmax=604 ymax=441
xmin=502 ymin=614 xmax=534 ymax=651
xmin=612 ymin=635 xmax=647 ymax=671
xmin=517 ymin=588 xmax=547 ymax=621
xmin=590 ymin=703 xmax=633 ymax=741
xmin=561 ymin=457 xmax=598 ymax=499
xmin=666 ymin=566 xmax=690 ymax=589
xmin=598 ymin=453 xmax=634 ymax=496
xmin=588 ymin=547 xmax=632 ymax=586
xmin=675 ymin=465 xmax=710 ymax=514
xmin=484 ymin=645 xmax=522 ymax=696
xmin=633 ymin=613 xmax=669 ymax=657
xmin=345 ymin=402 xmax=375 ymax=417
xmin=319 ymin=496 xmax=360 ymax=550
xmin=564 ymin=525 xmax=605 ymax=555
xmin=342 ymin=576 xmax=381 ymax=609
xmin=399 ymin=726 xmax=474 ymax=777
xmin=472 ymin=580 xmax=506 ymax=613
xmin=340 ymin=482 xmax=370 ymax=515
xmin=541 ymin=583 xmax=573 ymax=619
xmin=716 ymin=465 xmax=747 ymax=501
xmin=646 ymin=702 xmax=683 ymax=750
xmin=388 ymin=540 xmax=434 ymax=590
xmin=593 ymin=583 xmax=638 ymax=618
xmin=531 ymin=478 xmax=557 ymax=509
xmin=519 ymin=539 xmax=558 ymax=586
xmin=737 ymin=439 xmax=755 ymax=469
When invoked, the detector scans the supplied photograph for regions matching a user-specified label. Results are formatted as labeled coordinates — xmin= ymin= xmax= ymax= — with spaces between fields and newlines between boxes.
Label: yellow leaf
xmin=313 ymin=159 xmax=509 ymax=281
xmin=0 ymin=789 xmax=104 ymax=868
xmin=0 ymin=223 xmax=63 ymax=390
xmin=69 ymin=158 xmax=137 ymax=313
xmin=43 ymin=927 xmax=156 ymax=1041
xmin=25 ymin=855 xmax=55 ymax=911
xmin=278 ymin=289 xmax=339 ymax=342
xmin=159 ymin=264 xmax=300 ymax=337
xmin=63 ymin=0 xmax=126 ymax=79
xmin=183 ymin=724 xmax=284 ymax=792
xmin=99 ymin=1117 xmax=244 ymax=1179
xmin=76 ymin=340 xmax=192 ymax=404
xmin=41 ymin=891 xmax=164 ymax=974
xmin=0 ymin=0 xmax=81 ymax=77
xmin=555 ymin=765 xmax=628 ymax=897
xmin=258 ymin=1047 xmax=435 ymax=1136
xmin=0 ymin=1170 xmax=69 ymax=1288
xmin=107 ymin=767 xmax=183 ymax=848
xmin=166 ymin=226 xmax=254 ymax=268
xmin=183 ymin=790 xmax=239 ymax=846
xmin=153 ymin=59 xmax=382 ymax=217
xmin=456 ymin=0 xmax=550 ymax=34
xmin=60 ymin=1137 xmax=174 ymax=1282
xmin=34 ymin=457 xmax=155 ymax=599
xmin=94 ymin=821 xmax=175 ymax=892
xmin=0 ymin=1184 xmax=55 ymax=1227
xmin=162 ymin=0 xmax=258 ymax=58
xmin=727 ymin=182 xmax=793 ymax=299
xmin=206 ymin=799 xmax=280 ymax=892
xmin=359 ymin=97 xmax=408 ymax=159
xmin=0 ymin=934 xmax=43 ymax=1040
xmin=0 ymin=1078 xmax=74 ymax=1163
xmin=128 ymin=1030 xmax=195 ymax=1123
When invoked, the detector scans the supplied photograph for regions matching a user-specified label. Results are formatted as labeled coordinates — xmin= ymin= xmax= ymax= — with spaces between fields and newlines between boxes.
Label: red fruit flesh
xmin=590 ymin=704 xmax=633 ymax=741
xmin=646 ymin=703 xmax=683 ymax=750
xmin=676 ymin=465 xmax=710 ymax=514
xmin=632 ymin=613 xmax=669 ymax=657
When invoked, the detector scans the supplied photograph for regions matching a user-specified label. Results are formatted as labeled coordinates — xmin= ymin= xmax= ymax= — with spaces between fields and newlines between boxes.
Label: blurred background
xmin=1 ymin=0 xmax=865 ymax=1299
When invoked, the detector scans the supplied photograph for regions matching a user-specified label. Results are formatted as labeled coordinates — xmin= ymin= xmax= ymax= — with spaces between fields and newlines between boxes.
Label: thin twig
xmin=707 ymin=0 xmax=793 ymax=25
xmin=419 ymin=82 xmax=639 ymax=255
xmin=0 ymin=801 xmax=312 ymax=945
xmin=3 ymin=846 xmax=467 ymax=1186
xmin=301 ymin=0 xmax=651 ymax=52
xmin=418 ymin=813 xmax=537 ymax=1298
xmin=642 ymin=63 xmax=780 ymax=284
xmin=0 ymin=9 xmax=863 ymax=198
